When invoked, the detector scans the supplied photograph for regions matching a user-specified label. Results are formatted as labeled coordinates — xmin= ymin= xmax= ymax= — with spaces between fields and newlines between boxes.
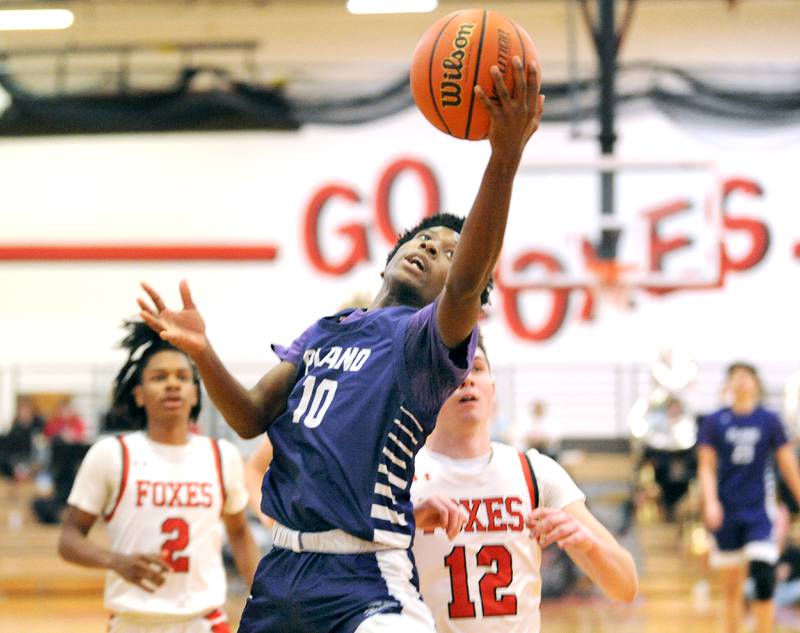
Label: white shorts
xmin=354 ymin=611 xmax=436 ymax=633
xmin=108 ymin=609 xmax=229 ymax=633
xmin=710 ymin=541 xmax=780 ymax=569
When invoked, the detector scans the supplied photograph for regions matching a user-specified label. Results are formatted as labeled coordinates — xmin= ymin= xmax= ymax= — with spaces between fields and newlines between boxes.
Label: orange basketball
xmin=410 ymin=9 xmax=538 ymax=141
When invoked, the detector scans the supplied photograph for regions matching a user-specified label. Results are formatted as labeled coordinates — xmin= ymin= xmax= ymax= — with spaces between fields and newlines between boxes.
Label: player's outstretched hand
xmin=703 ymin=498 xmax=724 ymax=531
xmin=110 ymin=552 xmax=171 ymax=592
xmin=138 ymin=279 xmax=208 ymax=357
xmin=413 ymin=494 xmax=468 ymax=540
xmin=474 ymin=56 xmax=544 ymax=159
xmin=526 ymin=507 xmax=598 ymax=554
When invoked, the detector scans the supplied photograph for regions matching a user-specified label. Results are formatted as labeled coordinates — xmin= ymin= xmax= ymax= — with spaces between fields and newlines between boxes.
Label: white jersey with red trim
xmin=67 ymin=431 xmax=248 ymax=619
xmin=411 ymin=443 xmax=585 ymax=633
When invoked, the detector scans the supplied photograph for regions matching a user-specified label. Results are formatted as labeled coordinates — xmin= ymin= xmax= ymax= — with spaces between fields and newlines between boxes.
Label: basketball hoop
xmin=587 ymin=259 xmax=637 ymax=314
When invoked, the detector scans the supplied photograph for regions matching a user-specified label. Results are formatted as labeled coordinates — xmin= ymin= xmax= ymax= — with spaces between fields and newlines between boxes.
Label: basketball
xmin=410 ymin=9 xmax=538 ymax=141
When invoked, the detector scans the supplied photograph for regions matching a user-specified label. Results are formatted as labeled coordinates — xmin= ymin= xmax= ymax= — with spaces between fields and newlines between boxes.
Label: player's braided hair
xmin=111 ymin=320 xmax=202 ymax=429
xmin=385 ymin=212 xmax=494 ymax=306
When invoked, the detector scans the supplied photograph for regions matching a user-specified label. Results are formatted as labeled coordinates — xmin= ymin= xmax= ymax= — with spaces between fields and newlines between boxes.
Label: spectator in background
xmin=525 ymin=398 xmax=561 ymax=458
xmin=0 ymin=398 xmax=45 ymax=480
xmin=44 ymin=400 xmax=87 ymax=444
xmin=32 ymin=399 xmax=90 ymax=524
xmin=506 ymin=398 xmax=561 ymax=459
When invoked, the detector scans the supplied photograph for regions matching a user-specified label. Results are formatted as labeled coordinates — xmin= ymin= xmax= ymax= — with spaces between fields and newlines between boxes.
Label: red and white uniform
xmin=67 ymin=431 xmax=248 ymax=631
xmin=411 ymin=443 xmax=584 ymax=633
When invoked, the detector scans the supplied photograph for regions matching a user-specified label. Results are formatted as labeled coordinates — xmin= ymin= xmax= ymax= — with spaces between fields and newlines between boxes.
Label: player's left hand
xmin=526 ymin=507 xmax=599 ymax=554
xmin=413 ymin=494 xmax=468 ymax=539
xmin=474 ymin=56 xmax=544 ymax=157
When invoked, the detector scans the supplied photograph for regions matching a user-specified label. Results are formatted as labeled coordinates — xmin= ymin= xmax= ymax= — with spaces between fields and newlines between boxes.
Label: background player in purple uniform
xmin=138 ymin=56 xmax=544 ymax=633
xmin=698 ymin=362 xmax=800 ymax=633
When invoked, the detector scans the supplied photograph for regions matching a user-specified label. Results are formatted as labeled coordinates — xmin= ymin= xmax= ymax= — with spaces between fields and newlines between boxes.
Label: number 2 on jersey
xmin=444 ymin=544 xmax=517 ymax=618
xmin=161 ymin=517 xmax=189 ymax=572
xmin=293 ymin=376 xmax=338 ymax=428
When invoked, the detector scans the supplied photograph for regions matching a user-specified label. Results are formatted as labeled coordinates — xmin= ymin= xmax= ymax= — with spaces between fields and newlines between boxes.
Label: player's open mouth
xmin=405 ymin=255 xmax=426 ymax=272
xmin=459 ymin=394 xmax=478 ymax=404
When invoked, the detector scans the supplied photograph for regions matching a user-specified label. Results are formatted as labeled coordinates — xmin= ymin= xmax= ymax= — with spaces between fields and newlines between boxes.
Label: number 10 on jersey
xmin=293 ymin=376 xmax=338 ymax=428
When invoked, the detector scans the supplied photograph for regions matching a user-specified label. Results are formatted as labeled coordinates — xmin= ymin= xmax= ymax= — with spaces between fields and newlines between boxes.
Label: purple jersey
xmin=262 ymin=299 xmax=477 ymax=548
xmin=698 ymin=406 xmax=788 ymax=511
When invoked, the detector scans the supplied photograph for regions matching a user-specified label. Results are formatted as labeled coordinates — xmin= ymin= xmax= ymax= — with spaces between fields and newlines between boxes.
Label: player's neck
xmin=731 ymin=397 xmax=758 ymax=415
xmin=146 ymin=421 xmax=190 ymax=445
xmin=369 ymin=283 xmax=426 ymax=310
xmin=426 ymin=426 xmax=491 ymax=459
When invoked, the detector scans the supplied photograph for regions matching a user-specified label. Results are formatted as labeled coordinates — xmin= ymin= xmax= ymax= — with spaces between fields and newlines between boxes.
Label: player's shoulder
xmin=201 ymin=435 xmax=245 ymax=469
xmin=79 ymin=433 xmax=131 ymax=471
xmin=522 ymin=445 xmax=554 ymax=467
xmin=415 ymin=445 xmax=434 ymax=467
xmin=91 ymin=431 xmax=138 ymax=454
xmin=490 ymin=441 xmax=524 ymax=461
xmin=704 ymin=407 xmax=729 ymax=423
xmin=756 ymin=404 xmax=780 ymax=420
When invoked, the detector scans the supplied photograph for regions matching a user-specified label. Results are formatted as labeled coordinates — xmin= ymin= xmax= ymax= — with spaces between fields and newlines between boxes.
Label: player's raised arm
xmin=138 ymin=280 xmax=295 ymax=438
xmin=436 ymin=57 xmax=544 ymax=348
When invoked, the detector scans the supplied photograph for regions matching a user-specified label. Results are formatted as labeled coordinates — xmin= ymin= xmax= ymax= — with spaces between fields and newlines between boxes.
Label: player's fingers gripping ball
xmin=410 ymin=8 xmax=538 ymax=140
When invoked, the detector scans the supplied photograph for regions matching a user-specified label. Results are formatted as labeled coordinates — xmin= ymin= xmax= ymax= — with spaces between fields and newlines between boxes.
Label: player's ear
xmin=132 ymin=385 xmax=145 ymax=408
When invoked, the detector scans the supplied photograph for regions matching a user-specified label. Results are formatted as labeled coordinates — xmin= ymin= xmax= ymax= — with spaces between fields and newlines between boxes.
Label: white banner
xmin=1 ymin=108 xmax=799 ymax=372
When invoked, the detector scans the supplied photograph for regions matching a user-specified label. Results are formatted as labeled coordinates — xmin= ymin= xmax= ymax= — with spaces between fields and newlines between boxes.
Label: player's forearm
xmin=569 ymin=540 xmax=638 ymax=602
xmin=58 ymin=527 xmax=118 ymax=571
xmin=697 ymin=463 xmax=719 ymax=502
xmin=192 ymin=345 xmax=265 ymax=438
xmin=697 ymin=448 xmax=719 ymax=503
xmin=445 ymin=150 xmax=519 ymax=301
xmin=227 ymin=525 xmax=260 ymax=586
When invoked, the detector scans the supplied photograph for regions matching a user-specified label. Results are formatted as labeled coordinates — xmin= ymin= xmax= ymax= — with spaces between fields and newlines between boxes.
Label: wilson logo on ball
xmin=440 ymin=22 xmax=476 ymax=108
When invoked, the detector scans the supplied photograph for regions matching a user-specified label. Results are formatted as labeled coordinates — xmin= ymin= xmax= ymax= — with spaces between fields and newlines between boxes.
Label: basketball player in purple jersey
xmin=698 ymin=362 xmax=800 ymax=633
xmin=138 ymin=57 xmax=544 ymax=633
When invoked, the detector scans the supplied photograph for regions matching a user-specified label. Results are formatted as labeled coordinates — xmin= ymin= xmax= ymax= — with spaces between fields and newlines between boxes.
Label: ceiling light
xmin=0 ymin=9 xmax=74 ymax=31
xmin=346 ymin=0 xmax=437 ymax=15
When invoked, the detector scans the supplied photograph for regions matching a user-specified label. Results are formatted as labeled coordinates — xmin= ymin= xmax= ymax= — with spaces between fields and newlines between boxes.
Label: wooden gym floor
xmin=1 ymin=458 xmax=798 ymax=633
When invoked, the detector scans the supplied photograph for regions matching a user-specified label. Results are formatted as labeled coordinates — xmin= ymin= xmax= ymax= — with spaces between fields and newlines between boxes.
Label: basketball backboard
xmin=499 ymin=158 xmax=722 ymax=298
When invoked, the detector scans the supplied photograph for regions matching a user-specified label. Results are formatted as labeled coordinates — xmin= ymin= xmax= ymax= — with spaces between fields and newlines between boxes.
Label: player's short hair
xmin=385 ymin=212 xmax=493 ymax=306
xmin=111 ymin=320 xmax=202 ymax=429
xmin=726 ymin=361 xmax=764 ymax=396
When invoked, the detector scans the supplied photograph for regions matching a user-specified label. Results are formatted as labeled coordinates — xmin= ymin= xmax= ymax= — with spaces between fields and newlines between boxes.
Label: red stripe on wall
xmin=0 ymin=244 xmax=279 ymax=261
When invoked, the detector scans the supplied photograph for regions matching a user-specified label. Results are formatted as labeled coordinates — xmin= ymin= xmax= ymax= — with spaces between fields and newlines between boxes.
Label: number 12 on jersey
xmin=445 ymin=544 xmax=517 ymax=618
xmin=293 ymin=376 xmax=338 ymax=428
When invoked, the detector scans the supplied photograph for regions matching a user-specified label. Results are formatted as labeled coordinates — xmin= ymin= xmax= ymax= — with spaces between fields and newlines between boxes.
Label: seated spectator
xmin=44 ymin=400 xmax=87 ymax=444
xmin=0 ymin=398 xmax=45 ymax=480
xmin=32 ymin=400 xmax=90 ymax=524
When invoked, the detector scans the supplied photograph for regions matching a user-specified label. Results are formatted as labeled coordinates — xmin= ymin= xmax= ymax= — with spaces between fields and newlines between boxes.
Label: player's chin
xmin=456 ymin=409 xmax=485 ymax=425
xmin=150 ymin=406 xmax=191 ymax=426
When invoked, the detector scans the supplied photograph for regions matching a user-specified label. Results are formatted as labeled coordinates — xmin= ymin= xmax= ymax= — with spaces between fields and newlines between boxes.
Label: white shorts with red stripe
xmin=108 ymin=609 xmax=229 ymax=633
